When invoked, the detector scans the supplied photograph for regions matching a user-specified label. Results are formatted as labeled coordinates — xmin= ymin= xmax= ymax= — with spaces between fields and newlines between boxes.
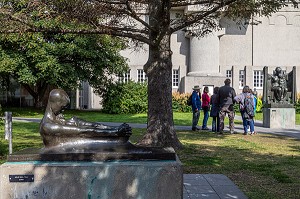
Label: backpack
xmin=243 ymin=94 xmax=255 ymax=118
xmin=187 ymin=95 xmax=192 ymax=106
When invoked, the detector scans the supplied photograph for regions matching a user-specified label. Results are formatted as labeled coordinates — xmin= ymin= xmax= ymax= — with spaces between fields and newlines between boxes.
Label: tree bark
xmin=137 ymin=33 xmax=182 ymax=150
xmin=137 ymin=0 xmax=182 ymax=150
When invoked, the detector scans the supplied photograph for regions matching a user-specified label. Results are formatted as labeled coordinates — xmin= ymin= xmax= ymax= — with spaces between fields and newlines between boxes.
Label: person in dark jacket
xmin=217 ymin=78 xmax=236 ymax=134
xmin=191 ymin=85 xmax=201 ymax=131
xmin=210 ymin=87 xmax=220 ymax=133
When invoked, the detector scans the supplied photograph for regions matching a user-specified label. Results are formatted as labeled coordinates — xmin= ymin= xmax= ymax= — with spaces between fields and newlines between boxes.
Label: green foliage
xmin=102 ymin=84 xmax=194 ymax=114
xmin=224 ymin=0 xmax=286 ymax=19
xmin=296 ymin=103 xmax=300 ymax=114
xmin=295 ymin=94 xmax=300 ymax=114
xmin=102 ymin=89 xmax=193 ymax=114
xmin=234 ymin=103 xmax=240 ymax=112
xmin=172 ymin=92 xmax=192 ymax=113
xmin=256 ymin=97 xmax=263 ymax=113
xmin=0 ymin=32 xmax=128 ymax=88
xmin=102 ymin=81 xmax=148 ymax=114
xmin=0 ymin=32 xmax=128 ymax=105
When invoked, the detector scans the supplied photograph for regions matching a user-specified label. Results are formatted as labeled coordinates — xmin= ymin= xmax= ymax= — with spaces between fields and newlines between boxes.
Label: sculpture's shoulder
xmin=40 ymin=116 xmax=66 ymax=134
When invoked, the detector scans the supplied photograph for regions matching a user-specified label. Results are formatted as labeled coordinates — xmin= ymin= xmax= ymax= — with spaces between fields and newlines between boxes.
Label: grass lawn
xmin=0 ymin=120 xmax=300 ymax=199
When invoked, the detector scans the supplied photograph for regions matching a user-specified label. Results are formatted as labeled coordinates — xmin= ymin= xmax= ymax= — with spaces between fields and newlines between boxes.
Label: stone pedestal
xmin=263 ymin=108 xmax=295 ymax=128
xmin=0 ymin=159 xmax=182 ymax=199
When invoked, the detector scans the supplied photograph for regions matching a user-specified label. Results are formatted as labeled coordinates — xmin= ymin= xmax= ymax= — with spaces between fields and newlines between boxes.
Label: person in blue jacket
xmin=191 ymin=85 xmax=202 ymax=131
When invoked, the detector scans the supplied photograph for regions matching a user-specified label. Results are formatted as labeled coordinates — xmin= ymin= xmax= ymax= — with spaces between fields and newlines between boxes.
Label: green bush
xmin=172 ymin=92 xmax=192 ymax=113
xmin=101 ymin=87 xmax=274 ymax=114
xmin=102 ymin=84 xmax=194 ymax=114
xmin=256 ymin=97 xmax=263 ymax=113
xmin=295 ymin=102 xmax=300 ymax=114
xmin=102 ymin=81 xmax=148 ymax=114
xmin=234 ymin=103 xmax=240 ymax=112
xmin=295 ymin=93 xmax=300 ymax=114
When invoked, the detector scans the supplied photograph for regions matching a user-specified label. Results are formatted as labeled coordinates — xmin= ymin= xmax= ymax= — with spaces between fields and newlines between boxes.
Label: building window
xmin=239 ymin=70 xmax=245 ymax=88
xmin=137 ymin=69 xmax=147 ymax=83
xmin=253 ymin=70 xmax=263 ymax=89
xmin=172 ymin=69 xmax=179 ymax=88
xmin=226 ymin=70 xmax=232 ymax=78
xmin=118 ymin=70 xmax=131 ymax=83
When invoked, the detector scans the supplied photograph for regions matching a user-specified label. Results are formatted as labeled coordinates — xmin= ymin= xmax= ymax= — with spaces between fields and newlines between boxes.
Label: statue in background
xmin=270 ymin=67 xmax=288 ymax=102
xmin=263 ymin=66 xmax=296 ymax=107
xmin=40 ymin=89 xmax=132 ymax=148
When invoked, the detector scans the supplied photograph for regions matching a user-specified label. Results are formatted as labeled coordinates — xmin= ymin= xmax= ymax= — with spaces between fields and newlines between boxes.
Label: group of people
xmin=191 ymin=78 xmax=257 ymax=135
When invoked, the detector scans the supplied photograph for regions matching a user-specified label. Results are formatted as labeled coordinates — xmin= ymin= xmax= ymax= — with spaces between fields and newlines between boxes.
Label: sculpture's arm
xmin=67 ymin=116 xmax=110 ymax=129
xmin=267 ymin=74 xmax=272 ymax=80
xmin=40 ymin=122 xmax=131 ymax=137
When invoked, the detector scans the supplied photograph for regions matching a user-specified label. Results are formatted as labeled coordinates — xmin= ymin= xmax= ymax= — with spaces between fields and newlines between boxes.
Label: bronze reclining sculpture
xmin=39 ymin=89 xmax=132 ymax=148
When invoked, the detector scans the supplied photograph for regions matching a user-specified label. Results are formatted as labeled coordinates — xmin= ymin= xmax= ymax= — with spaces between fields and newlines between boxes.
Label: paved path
xmin=10 ymin=116 xmax=300 ymax=199
xmin=183 ymin=174 xmax=247 ymax=199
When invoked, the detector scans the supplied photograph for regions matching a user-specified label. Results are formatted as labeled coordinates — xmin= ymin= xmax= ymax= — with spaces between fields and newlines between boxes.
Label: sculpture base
xmin=0 ymin=159 xmax=183 ymax=199
xmin=7 ymin=143 xmax=177 ymax=162
xmin=263 ymin=108 xmax=295 ymax=128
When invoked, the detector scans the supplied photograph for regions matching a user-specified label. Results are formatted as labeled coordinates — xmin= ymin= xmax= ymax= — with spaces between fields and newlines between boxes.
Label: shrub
xmin=295 ymin=93 xmax=300 ymax=114
xmin=256 ymin=97 xmax=263 ymax=113
xmin=234 ymin=103 xmax=240 ymax=112
xmin=172 ymin=92 xmax=192 ymax=113
xmin=102 ymin=81 xmax=148 ymax=114
xmin=102 ymin=84 xmax=194 ymax=114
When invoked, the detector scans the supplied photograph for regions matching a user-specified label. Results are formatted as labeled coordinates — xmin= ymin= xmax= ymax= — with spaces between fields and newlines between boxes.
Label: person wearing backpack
xmin=191 ymin=85 xmax=202 ymax=131
xmin=234 ymin=86 xmax=255 ymax=135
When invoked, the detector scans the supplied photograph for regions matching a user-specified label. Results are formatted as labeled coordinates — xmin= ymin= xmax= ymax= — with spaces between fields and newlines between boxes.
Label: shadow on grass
xmin=175 ymin=131 xmax=300 ymax=199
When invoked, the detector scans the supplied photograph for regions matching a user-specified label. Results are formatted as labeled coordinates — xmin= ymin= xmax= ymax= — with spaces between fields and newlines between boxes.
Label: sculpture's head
xmin=48 ymin=89 xmax=70 ymax=115
xmin=275 ymin=67 xmax=282 ymax=74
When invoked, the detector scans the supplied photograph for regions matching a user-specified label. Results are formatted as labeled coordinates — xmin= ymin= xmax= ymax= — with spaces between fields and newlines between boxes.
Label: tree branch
xmin=171 ymin=0 xmax=213 ymax=7
xmin=170 ymin=0 xmax=237 ymax=33
xmin=124 ymin=0 xmax=154 ymax=32
xmin=0 ymin=26 xmax=151 ymax=45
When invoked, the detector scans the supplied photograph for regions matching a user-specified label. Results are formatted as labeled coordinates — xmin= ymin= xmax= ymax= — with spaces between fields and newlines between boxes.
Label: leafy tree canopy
xmin=0 ymin=32 xmax=128 ymax=106
xmin=0 ymin=0 xmax=296 ymax=41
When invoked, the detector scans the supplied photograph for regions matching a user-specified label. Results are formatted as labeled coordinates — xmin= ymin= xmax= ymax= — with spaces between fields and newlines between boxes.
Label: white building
xmin=81 ymin=3 xmax=300 ymax=109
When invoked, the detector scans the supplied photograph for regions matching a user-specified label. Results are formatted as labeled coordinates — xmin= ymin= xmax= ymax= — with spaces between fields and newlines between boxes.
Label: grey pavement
xmin=183 ymin=174 xmax=247 ymax=199
xmin=10 ymin=116 xmax=300 ymax=199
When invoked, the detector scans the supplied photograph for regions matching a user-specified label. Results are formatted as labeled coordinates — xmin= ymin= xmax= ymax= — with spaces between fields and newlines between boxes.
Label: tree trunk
xmin=22 ymin=82 xmax=48 ymax=108
xmin=137 ymin=33 xmax=182 ymax=150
